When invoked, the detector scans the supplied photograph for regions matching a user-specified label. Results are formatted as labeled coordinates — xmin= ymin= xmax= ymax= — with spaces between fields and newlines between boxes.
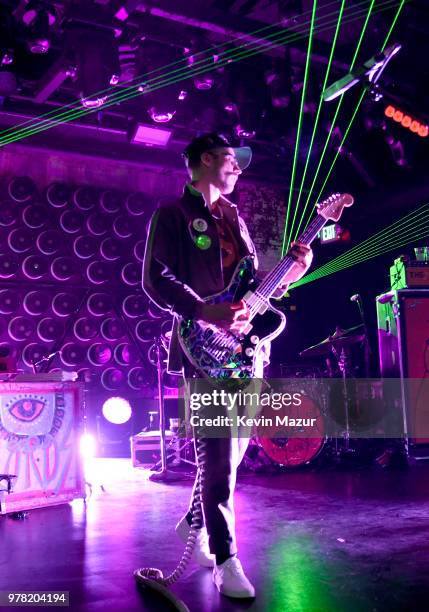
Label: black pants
xmin=183 ymin=360 xmax=260 ymax=559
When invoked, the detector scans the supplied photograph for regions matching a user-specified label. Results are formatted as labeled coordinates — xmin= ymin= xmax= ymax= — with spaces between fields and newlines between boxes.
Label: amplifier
xmin=390 ymin=257 xmax=429 ymax=289
xmin=377 ymin=289 xmax=429 ymax=452
xmin=131 ymin=430 xmax=178 ymax=468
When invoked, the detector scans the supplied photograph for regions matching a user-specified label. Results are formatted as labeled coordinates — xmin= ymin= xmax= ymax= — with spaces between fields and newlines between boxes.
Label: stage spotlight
xmin=114 ymin=342 xmax=139 ymax=366
xmin=80 ymin=433 xmax=96 ymax=459
xmin=128 ymin=366 xmax=149 ymax=391
xmin=21 ymin=342 xmax=45 ymax=368
xmin=130 ymin=123 xmax=172 ymax=146
xmin=133 ymin=239 xmax=146 ymax=263
xmin=135 ymin=319 xmax=157 ymax=343
xmin=8 ymin=176 xmax=35 ymax=203
xmin=8 ymin=317 xmax=35 ymax=342
xmin=87 ymin=213 xmax=108 ymax=237
xmin=102 ymin=396 xmax=132 ymax=425
xmin=86 ymin=261 xmax=111 ymax=284
xmin=22 ymin=0 xmax=57 ymax=54
xmin=70 ymin=26 xmax=119 ymax=109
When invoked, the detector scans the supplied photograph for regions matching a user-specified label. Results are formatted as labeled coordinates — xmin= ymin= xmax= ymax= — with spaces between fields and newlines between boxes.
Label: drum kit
xmin=248 ymin=324 xmax=371 ymax=470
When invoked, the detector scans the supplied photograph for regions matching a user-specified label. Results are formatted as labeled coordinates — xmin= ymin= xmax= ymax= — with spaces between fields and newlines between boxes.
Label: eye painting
xmin=9 ymin=398 xmax=46 ymax=422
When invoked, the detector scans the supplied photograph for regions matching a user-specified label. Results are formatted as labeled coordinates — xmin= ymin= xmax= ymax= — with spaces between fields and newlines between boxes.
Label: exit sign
xmin=319 ymin=223 xmax=341 ymax=243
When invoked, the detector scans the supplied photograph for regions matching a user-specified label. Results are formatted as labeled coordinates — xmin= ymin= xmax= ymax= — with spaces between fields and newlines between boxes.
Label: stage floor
xmin=1 ymin=457 xmax=429 ymax=611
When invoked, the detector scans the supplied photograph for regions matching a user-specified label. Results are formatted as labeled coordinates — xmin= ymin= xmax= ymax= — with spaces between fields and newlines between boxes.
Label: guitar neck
xmin=257 ymin=214 xmax=327 ymax=300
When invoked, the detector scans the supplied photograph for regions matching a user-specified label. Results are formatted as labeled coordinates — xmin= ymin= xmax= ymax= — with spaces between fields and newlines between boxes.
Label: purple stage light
xmin=21 ymin=343 xmax=45 ymax=367
xmin=114 ymin=342 xmax=139 ymax=366
xmin=135 ymin=319 xmax=157 ymax=343
xmin=125 ymin=192 xmax=148 ymax=217
xmin=102 ymin=396 xmax=132 ymax=424
xmin=128 ymin=367 xmax=149 ymax=390
xmin=130 ymin=124 xmax=172 ymax=146
xmin=73 ymin=186 xmax=98 ymax=211
xmin=113 ymin=215 xmax=132 ymax=238
xmin=87 ymin=213 xmax=108 ymax=236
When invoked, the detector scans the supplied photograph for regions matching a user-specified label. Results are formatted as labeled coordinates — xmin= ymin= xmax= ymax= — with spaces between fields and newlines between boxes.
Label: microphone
xmin=323 ymin=43 xmax=401 ymax=102
xmin=350 ymin=294 xmax=360 ymax=302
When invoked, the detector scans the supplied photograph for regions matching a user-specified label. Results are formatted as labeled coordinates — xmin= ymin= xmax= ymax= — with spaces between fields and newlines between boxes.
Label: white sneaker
xmin=213 ymin=556 xmax=256 ymax=598
xmin=175 ymin=515 xmax=215 ymax=568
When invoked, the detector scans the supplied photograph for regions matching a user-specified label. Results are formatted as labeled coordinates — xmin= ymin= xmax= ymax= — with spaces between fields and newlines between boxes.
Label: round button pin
xmin=193 ymin=218 xmax=208 ymax=232
xmin=195 ymin=235 xmax=211 ymax=250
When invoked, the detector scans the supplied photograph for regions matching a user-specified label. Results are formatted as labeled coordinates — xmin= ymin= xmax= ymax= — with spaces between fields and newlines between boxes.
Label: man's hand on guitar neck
xmin=195 ymin=300 xmax=250 ymax=334
xmin=273 ymin=241 xmax=314 ymax=298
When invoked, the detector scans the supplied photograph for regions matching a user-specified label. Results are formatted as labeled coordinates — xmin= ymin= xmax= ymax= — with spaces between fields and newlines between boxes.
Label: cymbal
xmin=300 ymin=325 xmax=365 ymax=358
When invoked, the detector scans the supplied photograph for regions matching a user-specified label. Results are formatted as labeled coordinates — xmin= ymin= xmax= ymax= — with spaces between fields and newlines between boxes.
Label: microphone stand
xmin=353 ymin=296 xmax=371 ymax=378
xmin=149 ymin=336 xmax=193 ymax=483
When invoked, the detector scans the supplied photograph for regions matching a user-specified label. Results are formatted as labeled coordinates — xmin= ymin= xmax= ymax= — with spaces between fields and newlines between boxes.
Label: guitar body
xmin=178 ymin=256 xmax=286 ymax=378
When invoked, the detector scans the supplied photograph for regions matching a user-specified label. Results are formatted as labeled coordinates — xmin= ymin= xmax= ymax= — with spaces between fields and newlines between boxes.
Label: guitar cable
xmin=134 ymin=435 xmax=207 ymax=611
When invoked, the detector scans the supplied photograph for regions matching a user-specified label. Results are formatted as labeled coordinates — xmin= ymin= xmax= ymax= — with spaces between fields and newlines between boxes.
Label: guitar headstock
xmin=316 ymin=193 xmax=354 ymax=222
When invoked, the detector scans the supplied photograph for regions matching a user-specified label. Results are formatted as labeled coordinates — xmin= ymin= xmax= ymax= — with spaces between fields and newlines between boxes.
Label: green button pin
xmin=195 ymin=235 xmax=211 ymax=250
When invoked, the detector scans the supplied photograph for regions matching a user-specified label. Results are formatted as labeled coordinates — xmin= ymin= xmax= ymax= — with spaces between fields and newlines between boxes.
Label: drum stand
xmin=149 ymin=337 xmax=194 ymax=483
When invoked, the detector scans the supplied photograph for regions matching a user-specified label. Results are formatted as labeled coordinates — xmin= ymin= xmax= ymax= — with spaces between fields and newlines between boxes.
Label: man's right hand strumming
xmin=196 ymin=300 xmax=250 ymax=334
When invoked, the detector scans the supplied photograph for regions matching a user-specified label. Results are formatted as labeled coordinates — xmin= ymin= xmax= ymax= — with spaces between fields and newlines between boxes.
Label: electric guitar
xmin=178 ymin=193 xmax=354 ymax=379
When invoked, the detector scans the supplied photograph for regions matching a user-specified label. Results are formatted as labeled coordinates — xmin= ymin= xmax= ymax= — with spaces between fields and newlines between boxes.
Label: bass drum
xmin=257 ymin=395 xmax=325 ymax=467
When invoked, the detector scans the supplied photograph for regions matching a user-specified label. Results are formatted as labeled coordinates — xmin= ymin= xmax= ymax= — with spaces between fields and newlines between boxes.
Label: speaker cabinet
xmin=377 ymin=289 xmax=429 ymax=453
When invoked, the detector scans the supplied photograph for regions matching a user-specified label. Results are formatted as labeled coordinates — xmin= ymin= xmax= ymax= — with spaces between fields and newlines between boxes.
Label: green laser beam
xmin=0 ymin=0 xmax=349 ymax=139
xmin=316 ymin=217 xmax=429 ymax=276
xmin=293 ymin=211 xmax=429 ymax=282
xmin=304 ymin=210 xmax=429 ymax=278
xmin=281 ymin=0 xmax=318 ymax=257
xmin=292 ymin=0 xmax=377 ymax=245
xmin=0 ymin=0 xmax=402 ymax=148
xmin=292 ymin=0 xmax=346 ymax=243
xmin=291 ymin=225 xmax=429 ymax=288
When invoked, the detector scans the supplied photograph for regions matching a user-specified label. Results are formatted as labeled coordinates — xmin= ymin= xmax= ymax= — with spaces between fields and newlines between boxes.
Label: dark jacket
xmin=142 ymin=184 xmax=258 ymax=373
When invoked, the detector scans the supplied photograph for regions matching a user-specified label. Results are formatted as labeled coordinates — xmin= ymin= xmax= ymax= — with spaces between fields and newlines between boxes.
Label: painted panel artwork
xmin=0 ymin=381 xmax=85 ymax=513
